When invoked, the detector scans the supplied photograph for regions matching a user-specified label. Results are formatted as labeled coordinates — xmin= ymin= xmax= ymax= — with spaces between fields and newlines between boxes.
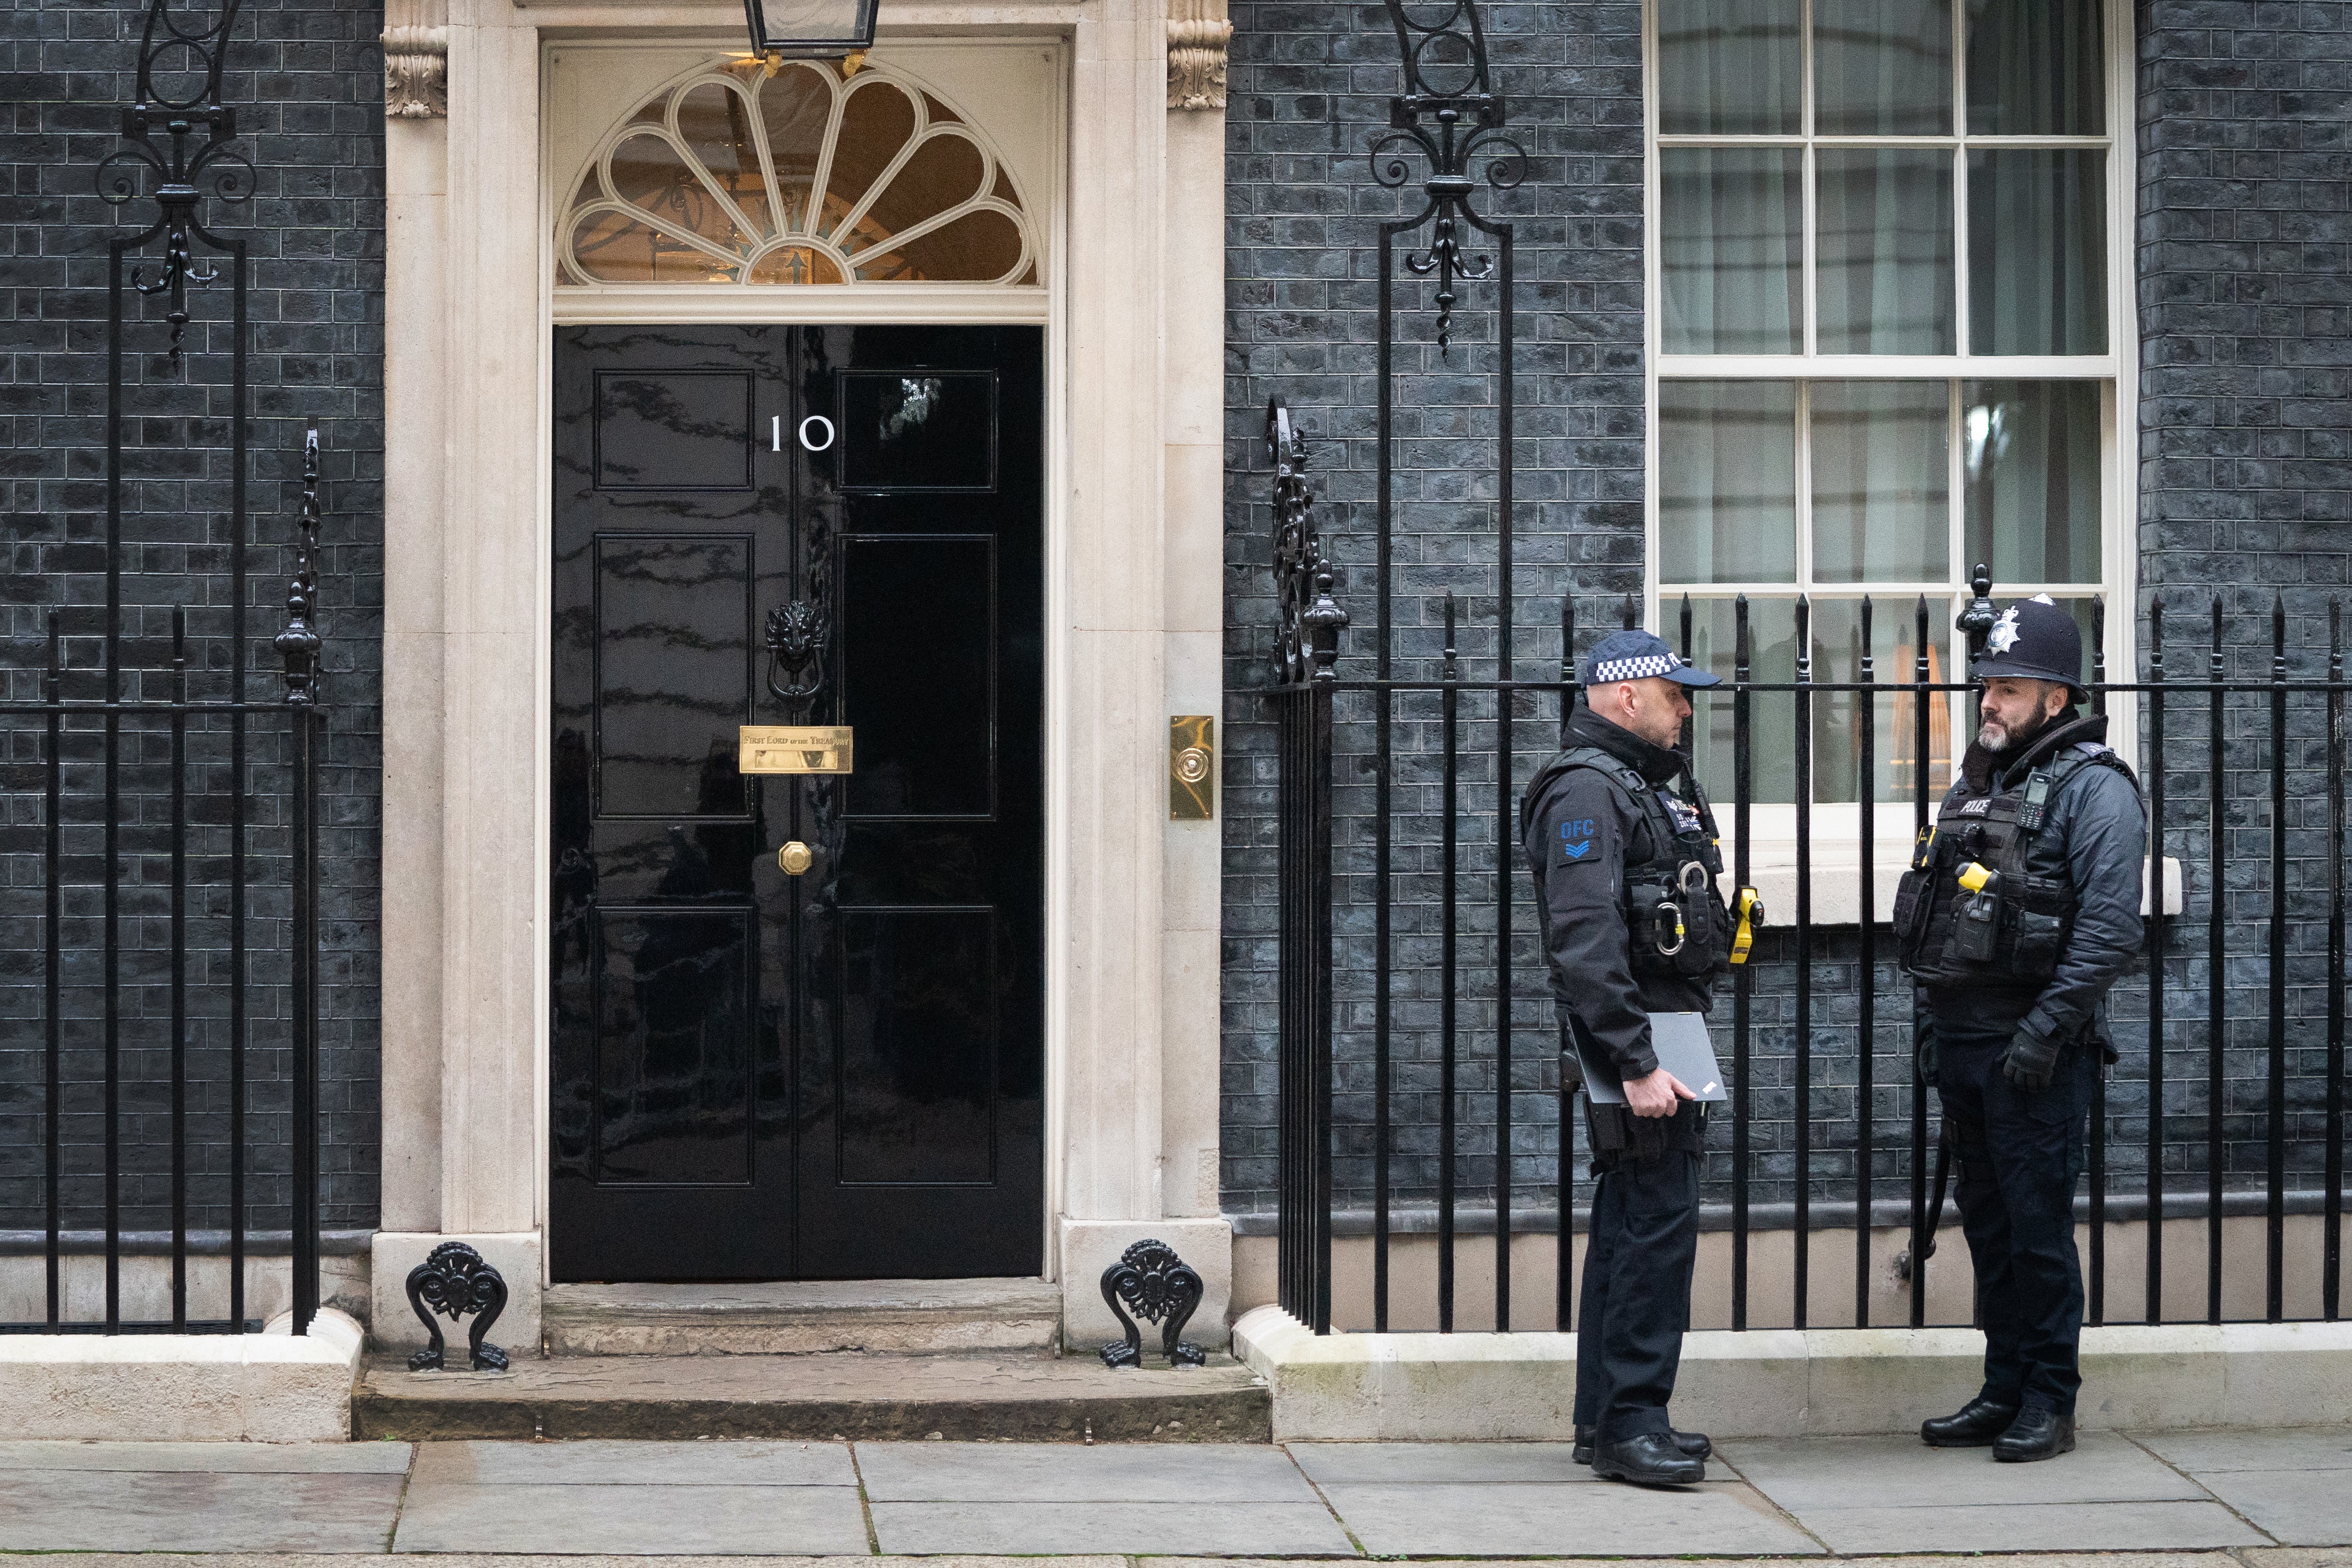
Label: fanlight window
xmin=559 ymin=61 xmax=1037 ymax=286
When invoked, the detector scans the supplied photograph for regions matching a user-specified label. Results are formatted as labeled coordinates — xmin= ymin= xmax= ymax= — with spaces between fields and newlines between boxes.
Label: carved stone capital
xmin=1167 ymin=0 xmax=1231 ymax=110
xmin=383 ymin=25 xmax=449 ymax=119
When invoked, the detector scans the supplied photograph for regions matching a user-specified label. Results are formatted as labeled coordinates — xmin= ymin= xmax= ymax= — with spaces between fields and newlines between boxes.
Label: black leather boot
xmin=1920 ymin=1396 xmax=2022 ymax=1447
xmin=1574 ymin=1425 xmax=1710 ymax=1466
xmin=1591 ymin=1431 xmax=1707 ymax=1487
xmin=1993 ymin=1406 xmax=2076 ymax=1462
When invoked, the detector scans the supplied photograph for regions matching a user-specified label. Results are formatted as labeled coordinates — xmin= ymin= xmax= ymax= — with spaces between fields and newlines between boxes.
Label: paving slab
xmin=0 ymin=1554 xmax=2247 ymax=1568
xmin=2242 ymin=1551 xmax=2352 ymax=1568
xmin=867 ymin=1500 xmax=1357 ymax=1555
xmin=392 ymin=1481 xmax=874 ymax=1555
xmin=0 ymin=1439 xmax=412 ymax=1473
xmin=0 ymin=1470 xmax=407 ymax=1553
xmin=1172 ymin=1557 xmax=2235 ymax=1568
xmin=1316 ymin=1480 xmax=1824 ymax=1556
xmin=2132 ymin=1427 xmax=2352 ymax=1472
xmin=413 ymin=1439 xmax=854 ymax=1487
xmin=2154 ymin=1469 xmax=2352 ymax=1546
xmin=1289 ymin=1441 xmax=1734 ymax=1486
xmin=0 ymin=1558 xmax=1117 ymax=1568
xmin=1788 ymin=1500 xmax=2269 ymax=1553
xmin=1716 ymin=1431 xmax=2211 ymax=1508
xmin=855 ymin=1440 xmax=1316 ymax=1502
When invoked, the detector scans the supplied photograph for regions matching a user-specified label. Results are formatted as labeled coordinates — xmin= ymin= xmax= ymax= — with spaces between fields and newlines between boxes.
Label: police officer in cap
xmin=1522 ymin=628 xmax=1743 ymax=1488
xmin=1897 ymin=597 xmax=2146 ymax=1462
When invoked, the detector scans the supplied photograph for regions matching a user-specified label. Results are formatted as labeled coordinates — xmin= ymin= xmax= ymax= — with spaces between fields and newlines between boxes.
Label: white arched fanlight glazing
xmin=556 ymin=58 xmax=1038 ymax=286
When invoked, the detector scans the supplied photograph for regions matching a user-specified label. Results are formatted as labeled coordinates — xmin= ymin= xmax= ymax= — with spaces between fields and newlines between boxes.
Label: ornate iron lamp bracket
xmin=96 ymin=0 xmax=256 ymax=363
xmin=404 ymin=1242 xmax=512 ymax=1372
xmin=1099 ymin=1239 xmax=1208 ymax=1368
xmin=1368 ymin=0 xmax=1525 ymax=355
xmin=1267 ymin=401 xmax=1347 ymax=688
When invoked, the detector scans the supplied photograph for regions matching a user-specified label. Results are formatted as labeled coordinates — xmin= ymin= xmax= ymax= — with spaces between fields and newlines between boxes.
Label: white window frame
xmin=1639 ymin=0 xmax=2139 ymax=898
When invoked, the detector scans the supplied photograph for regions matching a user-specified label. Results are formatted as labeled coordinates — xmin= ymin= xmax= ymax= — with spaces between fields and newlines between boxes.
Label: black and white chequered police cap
xmin=1580 ymin=628 xmax=1723 ymax=689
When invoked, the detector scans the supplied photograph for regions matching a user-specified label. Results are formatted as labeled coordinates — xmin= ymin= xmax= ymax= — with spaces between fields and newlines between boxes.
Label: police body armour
xmin=1526 ymin=747 xmax=1734 ymax=983
xmin=1893 ymin=734 xmax=2134 ymax=988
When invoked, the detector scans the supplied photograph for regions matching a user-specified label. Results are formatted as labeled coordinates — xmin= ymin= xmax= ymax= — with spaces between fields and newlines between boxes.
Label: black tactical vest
xmin=1894 ymin=741 xmax=2139 ymax=988
xmin=1522 ymin=746 xmax=1734 ymax=984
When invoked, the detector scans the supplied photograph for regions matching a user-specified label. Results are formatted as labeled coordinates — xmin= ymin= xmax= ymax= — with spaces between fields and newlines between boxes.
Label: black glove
xmin=2001 ymin=1027 xmax=2061 ymax=1091
xmin=1914 ymin=1010 xmax=1939 ymax=1089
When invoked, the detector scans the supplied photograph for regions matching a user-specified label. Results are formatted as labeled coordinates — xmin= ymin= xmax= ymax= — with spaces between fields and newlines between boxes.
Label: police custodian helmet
xmin=1972 ymin=596 xmax=2085 ymax=696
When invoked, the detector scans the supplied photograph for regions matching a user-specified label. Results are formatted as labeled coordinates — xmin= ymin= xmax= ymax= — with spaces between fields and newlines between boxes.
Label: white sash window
xmin=1646 ymin=0 xmax=2134 ymax=814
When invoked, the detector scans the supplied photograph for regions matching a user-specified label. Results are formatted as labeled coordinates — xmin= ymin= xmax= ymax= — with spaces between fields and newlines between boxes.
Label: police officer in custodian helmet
xmin=1896 ymin=597 xmax=2147 ymax=1462
xmin=1522 ymin=629 xmax=1741 ymax=1488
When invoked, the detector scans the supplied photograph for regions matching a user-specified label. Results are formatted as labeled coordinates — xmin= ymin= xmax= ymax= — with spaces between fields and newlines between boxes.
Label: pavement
xmin=0 ymin=1430 xmax=2346 ymax=1557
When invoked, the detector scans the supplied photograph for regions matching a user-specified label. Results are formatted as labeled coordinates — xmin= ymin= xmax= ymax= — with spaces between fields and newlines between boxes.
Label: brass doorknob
xmin=777 ymin=841 xmax=814 ymax=875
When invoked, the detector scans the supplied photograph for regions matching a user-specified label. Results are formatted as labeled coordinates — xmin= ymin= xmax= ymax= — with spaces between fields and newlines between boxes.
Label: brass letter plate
xmin=740 ymin=725 xmax=854 ymax=774
xmin=1169 ymin=715 xmax=1214 ymax=820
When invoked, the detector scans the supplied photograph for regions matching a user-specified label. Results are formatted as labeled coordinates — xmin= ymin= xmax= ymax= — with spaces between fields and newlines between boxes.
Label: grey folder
xmin=1575 ymin=1012 xmax=1730 ymax=1104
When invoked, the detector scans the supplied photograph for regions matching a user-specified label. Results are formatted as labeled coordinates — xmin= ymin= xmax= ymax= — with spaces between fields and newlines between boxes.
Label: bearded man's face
xmin=1977 ymin=676 xmax=2067 ymax=751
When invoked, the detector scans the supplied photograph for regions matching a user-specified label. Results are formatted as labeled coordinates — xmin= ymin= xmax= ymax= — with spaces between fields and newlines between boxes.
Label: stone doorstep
xmin=0 ymin=1308 xmax=365 ymax=1442
xmin=541 ymin=1277 xmax=1065 ymax=1357
xmin=1234 ymin=1308 xmax=2352 ymax=1442
xmin=352 ymin=1350 xmax=1273 ymax=1442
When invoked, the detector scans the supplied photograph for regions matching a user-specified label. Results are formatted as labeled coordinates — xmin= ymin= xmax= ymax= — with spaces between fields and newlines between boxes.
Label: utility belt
xmin=1558 ymin=1028 xmax=1709 ymax=1165
xmin=1583 ymin=1095 xmax=1707 ymax=1163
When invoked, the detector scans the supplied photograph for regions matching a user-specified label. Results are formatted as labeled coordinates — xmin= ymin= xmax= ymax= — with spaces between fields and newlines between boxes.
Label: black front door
xmin=550 ymin=324 xmax=1044 ymax=1281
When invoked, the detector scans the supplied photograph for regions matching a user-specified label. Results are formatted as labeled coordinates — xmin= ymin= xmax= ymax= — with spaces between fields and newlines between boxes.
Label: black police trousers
xmin=1573 ymin=1148 xmax=1701 ymax=1443
xmin=1931 ymin=1017 xmax=2098 ymax=1415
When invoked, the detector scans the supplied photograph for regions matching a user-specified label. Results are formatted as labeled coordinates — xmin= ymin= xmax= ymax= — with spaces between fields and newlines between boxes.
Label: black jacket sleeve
xmin=2018 ymin=760 xmax=2148 ymax=1051
xmin=1525 ymin=766 xmax=1657 ymax=1079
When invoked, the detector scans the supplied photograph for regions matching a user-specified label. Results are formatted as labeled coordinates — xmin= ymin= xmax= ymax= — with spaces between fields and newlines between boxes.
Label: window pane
xmin=1685 ymin=596 xmax=1797 ymax=805
xmin=1658 ymin=0 xmax=1801 ymax=134
xmin=1815 ymin=0 xmax=1952 ymax=134
xmin=1968 ymin=150 xmax=2107 ymax=355
xmin=1661 ymin=148 xmax=1802 ymax=355
xmin=1660 ymin=381 xmax=1798 ymax=584
xmin=1809 ymin=598 xmax=1953 ymax=802
xmin=1816 ymin=149 xmax=1956 ymax=355
xmin=1967 ymin=0 xmax=2103 ymax=135
xmin=1962 ymin=381 xmax=2101 ymax=584
xmin=1811 ymin=382 xmax=1950 ymax=583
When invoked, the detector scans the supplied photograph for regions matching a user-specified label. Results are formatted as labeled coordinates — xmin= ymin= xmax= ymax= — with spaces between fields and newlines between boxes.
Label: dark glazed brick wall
xmin=2130 ymin=0 xmax=2352 ymax=1233
xmin=2138 ymin=4 xmax=2352 ymax=608
xmin=1221 ymin=0 xmax=1648 ymax=1218
xmin=0 ymin=0 xmax=385 ymax=1236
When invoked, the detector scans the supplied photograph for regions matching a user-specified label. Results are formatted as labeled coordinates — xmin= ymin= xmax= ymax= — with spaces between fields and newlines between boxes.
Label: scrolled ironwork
xmin=1267 ymin=400 xmax=1347 ymax=688
xmin=1099 ymin=1239 xmax=1207 ymax=1368
xmin=405 ymin=1241 xmax=512 ymax=1372
xmin=98 ymin=0 xmax=253 ymax=362
xmin=1368 ymin=0 xmax=1525 ymax=355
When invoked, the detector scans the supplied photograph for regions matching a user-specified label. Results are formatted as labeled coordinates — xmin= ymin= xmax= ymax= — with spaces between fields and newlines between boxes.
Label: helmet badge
xmin=1986 ymin=607 xmax=2023 ymax=655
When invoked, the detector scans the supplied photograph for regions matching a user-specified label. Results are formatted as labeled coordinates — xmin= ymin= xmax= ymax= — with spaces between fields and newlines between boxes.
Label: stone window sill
xmin=1716 ymin=839 xmax=2184 ymax=928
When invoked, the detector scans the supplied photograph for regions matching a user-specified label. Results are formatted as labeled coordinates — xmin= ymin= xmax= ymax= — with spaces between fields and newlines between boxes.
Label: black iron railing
xmin=0 ymin=0 xmax=328 ymax=1336
xmin=1262 ymin=412 xmax=2350 ymax=1336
